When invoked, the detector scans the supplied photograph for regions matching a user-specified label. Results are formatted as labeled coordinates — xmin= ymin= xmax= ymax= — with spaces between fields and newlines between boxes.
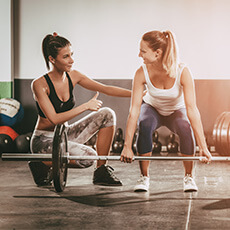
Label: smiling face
xmin=138 ymin=40 xmax=162 ymax=64
xmin=49 ymin=44 xmax=74 ymax=72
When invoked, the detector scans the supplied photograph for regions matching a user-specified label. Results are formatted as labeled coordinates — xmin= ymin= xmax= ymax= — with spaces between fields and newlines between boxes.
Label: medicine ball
xmin=15 ymin=132 xmax=32 ymax=153
xmin=0 ymin=126 xmax=19 ymax=141
xmin=0 ymin=98 xmax=24 ymax=127
xmin=0 ymin=134 xmax=14 ymax=155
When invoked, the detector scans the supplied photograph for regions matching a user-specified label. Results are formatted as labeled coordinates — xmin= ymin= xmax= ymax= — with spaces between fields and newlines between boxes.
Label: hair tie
xmin=163 ymin=31 xmax=168 ymax=39
xmin=53 ymin=32 xmax=58 ymax=37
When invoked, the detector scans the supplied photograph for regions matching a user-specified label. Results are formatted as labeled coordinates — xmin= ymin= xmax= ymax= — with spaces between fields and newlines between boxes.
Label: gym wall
xmin=2 ymin=0 xmax=230 ymax=146
xmin=13 ymin=0 xmax=230 ymax=80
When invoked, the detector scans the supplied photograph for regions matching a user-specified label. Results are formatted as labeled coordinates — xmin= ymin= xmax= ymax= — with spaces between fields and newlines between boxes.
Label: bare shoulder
xmin=31 ymin=76 xmax=46 ymax=90
xmin=180 ymin=65 xmax=194 ymax=86
xmin=68 ymin=69 xmax=86 ymax=85
xmin=134 ymin=66 xmax=146 ymax=84
xmin=179 ymin=63 xmax=191 ymax=75
xmin=31 ymin=75 xmax=48 ymax=97
xmin=135 ymin=66 xmax=144 ymax=75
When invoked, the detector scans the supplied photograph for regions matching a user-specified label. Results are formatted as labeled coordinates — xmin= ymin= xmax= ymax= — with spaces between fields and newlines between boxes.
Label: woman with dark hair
xmin=29 ymin=32 xmax=131 ymax=187
xmin=120 ymin=30 xmax=212 ymax=192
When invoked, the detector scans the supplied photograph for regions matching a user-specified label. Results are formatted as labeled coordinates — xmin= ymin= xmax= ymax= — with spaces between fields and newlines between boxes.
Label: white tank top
xmin=142 ymin=64 xmax=186 ymax=116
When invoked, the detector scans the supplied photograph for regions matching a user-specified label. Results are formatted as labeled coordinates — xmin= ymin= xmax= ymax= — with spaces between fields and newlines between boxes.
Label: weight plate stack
xmin=213 ymin=112 xmax=230 ymax=156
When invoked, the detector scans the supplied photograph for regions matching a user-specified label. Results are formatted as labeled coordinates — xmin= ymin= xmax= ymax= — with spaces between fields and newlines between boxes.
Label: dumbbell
xmin=112 ymin=128 xmax=124 ymax=153
xmin=167 ymin=133 xmax=179 ymax=153
xmin=152 ymin=131 xmax=162 ymax=153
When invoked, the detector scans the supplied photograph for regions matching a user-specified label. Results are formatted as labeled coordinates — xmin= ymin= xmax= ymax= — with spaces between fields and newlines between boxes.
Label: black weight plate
xmin=52 ymin=124 xmax=68 ymax=192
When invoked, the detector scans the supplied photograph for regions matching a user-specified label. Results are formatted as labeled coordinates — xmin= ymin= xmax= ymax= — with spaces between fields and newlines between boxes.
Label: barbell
xmin=1 ymin=111 xmax=230 ymax=193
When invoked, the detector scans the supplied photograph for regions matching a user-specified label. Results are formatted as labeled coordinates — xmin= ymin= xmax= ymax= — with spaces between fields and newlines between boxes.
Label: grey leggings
xmin=30 ymin=107 xmax=116 ymax=168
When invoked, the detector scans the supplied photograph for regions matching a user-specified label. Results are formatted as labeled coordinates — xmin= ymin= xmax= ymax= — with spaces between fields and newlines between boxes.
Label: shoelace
xmin=137 ymin=177 xmax=147 ymax=185
xmin=184 ymin=176 xmax=194 ymax=185
xmin=105 ymin=165 xmax=118 ymax=179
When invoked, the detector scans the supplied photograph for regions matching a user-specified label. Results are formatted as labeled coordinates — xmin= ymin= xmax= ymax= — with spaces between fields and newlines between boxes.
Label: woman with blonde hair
xmin=120 ymin=30 xmax=212 ymax=192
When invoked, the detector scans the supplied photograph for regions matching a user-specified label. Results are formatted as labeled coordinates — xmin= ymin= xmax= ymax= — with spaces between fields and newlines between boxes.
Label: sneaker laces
xmin=137 ymin=176 xmax=148 ymax=185
xmin=105 ymin=165 xmax=119 ymax=180
xmin=184 ymin=175 xmax=194 ymax=184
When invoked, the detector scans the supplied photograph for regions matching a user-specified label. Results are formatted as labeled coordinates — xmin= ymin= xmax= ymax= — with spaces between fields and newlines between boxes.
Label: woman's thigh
xmin=164 ymin=109 xmax=196 ymax=155
xmin=66 ymin=107 xmax=116 ymax=144
xmin=137 ymin=103 xmax=162 ymax=154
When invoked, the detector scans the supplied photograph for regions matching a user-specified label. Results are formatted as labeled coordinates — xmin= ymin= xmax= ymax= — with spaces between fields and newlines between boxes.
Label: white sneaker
xmin=134 ymin=176 xmax=150 ymax=192
xmin=183 ymin=175 xmax=198 ymax=192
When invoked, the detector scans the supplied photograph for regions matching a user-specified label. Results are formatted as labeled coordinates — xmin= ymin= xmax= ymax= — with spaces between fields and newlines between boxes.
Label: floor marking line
xmin=185 ymin=193 xmax=192 ymax=230
xmin=185 ymin=162 xmax=197 ymax=230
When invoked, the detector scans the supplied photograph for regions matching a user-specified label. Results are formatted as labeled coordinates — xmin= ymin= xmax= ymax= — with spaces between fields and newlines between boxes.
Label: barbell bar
xmin=2 ymin=153 xmax=230 ymax=162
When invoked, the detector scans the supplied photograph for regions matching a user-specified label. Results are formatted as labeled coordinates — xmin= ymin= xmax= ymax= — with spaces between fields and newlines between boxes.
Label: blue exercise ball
xmin=0 ymin=98 xmax=24 ymax=127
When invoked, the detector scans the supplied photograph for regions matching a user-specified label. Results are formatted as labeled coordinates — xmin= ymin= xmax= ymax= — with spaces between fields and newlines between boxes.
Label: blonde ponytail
xmin=162 ymin=31 xmax=179 ymax=78
xmin=142 ymin=30 xmax=179 ymax=78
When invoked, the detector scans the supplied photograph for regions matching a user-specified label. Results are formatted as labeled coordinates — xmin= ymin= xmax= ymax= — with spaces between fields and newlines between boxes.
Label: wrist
xmin=123 ymin=143 xmax=132 ymax=149
xmin=199 ymin=145 xmax=208 ymax=152
xmin=82 ymin=102 xmax=89 ymax=111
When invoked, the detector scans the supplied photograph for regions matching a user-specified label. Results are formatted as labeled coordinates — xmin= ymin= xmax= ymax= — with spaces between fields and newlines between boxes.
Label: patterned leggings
xmin=30 ymin=107 xmax=116 ymax=168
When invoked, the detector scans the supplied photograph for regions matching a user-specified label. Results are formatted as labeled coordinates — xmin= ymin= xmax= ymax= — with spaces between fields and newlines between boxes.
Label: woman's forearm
xmin=187 ymin=107 xmax=207 ymax=150
xmin=47 ymin=103 xmax=89 ymax=125
xmin=103 ymin=85 xmax=131 ymax=97
xmin=124 ymin=111 xmax=140 ymax=148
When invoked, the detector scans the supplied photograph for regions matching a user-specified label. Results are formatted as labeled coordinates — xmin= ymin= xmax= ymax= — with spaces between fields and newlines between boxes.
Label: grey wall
xmin=13 ymin=0 xmax=230 ymax=80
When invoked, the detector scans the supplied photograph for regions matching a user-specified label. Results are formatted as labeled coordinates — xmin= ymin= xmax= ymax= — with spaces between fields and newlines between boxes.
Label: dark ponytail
xmin=42 ymin=33 xmax=71 ymax=70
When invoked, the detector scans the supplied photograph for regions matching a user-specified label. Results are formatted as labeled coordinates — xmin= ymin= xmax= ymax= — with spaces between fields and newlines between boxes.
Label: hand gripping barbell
xmin=2 ymin=124 xmax=230 ymax=193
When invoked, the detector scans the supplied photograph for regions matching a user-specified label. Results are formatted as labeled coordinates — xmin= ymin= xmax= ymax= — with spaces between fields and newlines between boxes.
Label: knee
xmin=138 ymin=117 xmax=156 ymax=134
xmin=174 ymin=118 xmax=191 ymax=133
xmin=99 ymin=107 xmax=116 ymax=127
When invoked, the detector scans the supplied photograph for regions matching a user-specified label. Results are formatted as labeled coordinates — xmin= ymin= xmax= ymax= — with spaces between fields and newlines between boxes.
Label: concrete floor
xmin=1 ymin=153 xmax=230 ymax=230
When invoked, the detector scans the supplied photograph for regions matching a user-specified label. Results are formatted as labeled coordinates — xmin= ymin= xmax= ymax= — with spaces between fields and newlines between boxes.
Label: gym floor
xmin=0 ymin=153 xmax=230 ymax=230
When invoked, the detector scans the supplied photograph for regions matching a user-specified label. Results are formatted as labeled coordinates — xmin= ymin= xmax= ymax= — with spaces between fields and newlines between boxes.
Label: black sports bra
xmin=36 ymin=72 xmax=75 ymax=118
